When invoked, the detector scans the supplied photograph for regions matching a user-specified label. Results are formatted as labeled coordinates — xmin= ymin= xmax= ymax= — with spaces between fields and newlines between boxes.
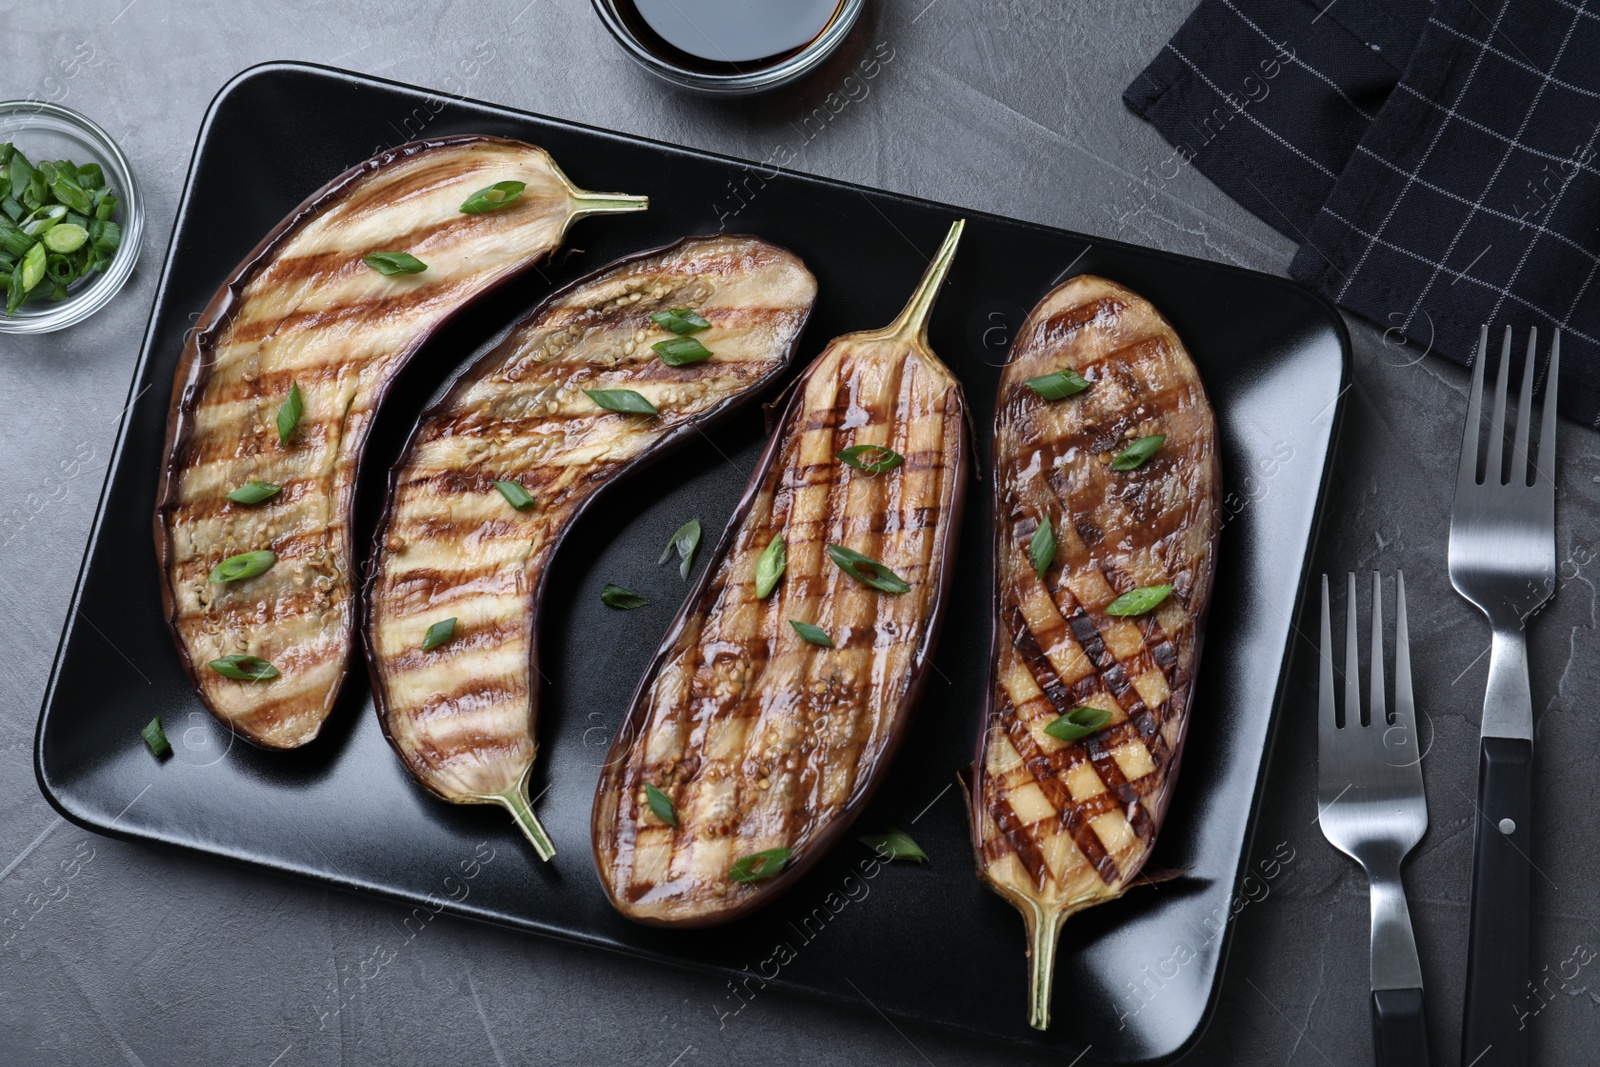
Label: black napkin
xmin=1125 ymin=0 xmax=1600 ymax=425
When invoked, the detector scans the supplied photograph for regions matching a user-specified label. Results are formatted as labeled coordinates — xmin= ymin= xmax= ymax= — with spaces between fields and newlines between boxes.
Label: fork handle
xmin=1372 ymin=988 xmax=1429 ymax=1067
xmin=1461 ymin=736 xmax=1533 ymax=1067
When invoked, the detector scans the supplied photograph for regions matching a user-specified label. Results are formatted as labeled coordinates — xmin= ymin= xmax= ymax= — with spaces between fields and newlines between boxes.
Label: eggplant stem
xmin=1023 ymin=899 xmax=1067 ymax=1031
xmin=495 ymin=782 xmax=556 ymax=862
xmin=568 ymin=190 xmax=650 ymax=218
xmin=880 ymin=218 xmax=966 ymax=347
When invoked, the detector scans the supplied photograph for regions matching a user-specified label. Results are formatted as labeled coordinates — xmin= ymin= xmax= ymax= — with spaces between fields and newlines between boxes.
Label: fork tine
xmin=1345 ymin=572 xmax=1362 ymax=727
xmin=1369 ymin=572 xmax=1387 ymax=727
xmin=1535 ymin=330 xmax=1560 ymax=493
xmin=1483 ymin=327 xmax=1513 ymax=485
xmin=1320 ymin=575 xmax=1337 ymax=736
xmin=1393 ymin=571 xmax=1419 ymax=750
xmin=1457 ymin=326 xmax=1489 ymax=490
xmin=1513 ymin=328 xmax=1537 ymax=485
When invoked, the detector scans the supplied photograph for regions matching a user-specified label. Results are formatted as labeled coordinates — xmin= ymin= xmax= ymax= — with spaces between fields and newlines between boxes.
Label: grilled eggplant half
xmin=155 ymin=136 xmax=646 ymax=749
xmin=593 ymin=220 xmax=969 ymax=925
xmin=365 ymin=235 xmax=819 ymax=860
xmin=969 ymin=274 xmax=1219 ymax=1029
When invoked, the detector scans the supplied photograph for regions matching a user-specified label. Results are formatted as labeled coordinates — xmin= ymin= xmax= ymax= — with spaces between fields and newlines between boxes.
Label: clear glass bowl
xmin=0 ymin=101 xmax=143 ymax=334
xmin=591 ymin=0 xmax=865 ymax=96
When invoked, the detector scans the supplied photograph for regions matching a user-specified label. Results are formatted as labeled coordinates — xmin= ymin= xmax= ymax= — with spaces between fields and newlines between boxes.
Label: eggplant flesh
xmin=592 ymin=221 xmax=969 ymax=926
xmin=365 ymin=234 xmax=818 ymax=859
xmin=155 ymin=136 xmax=646 ymax=749
xmin=970 ymin=274 xmax=1220 ymax=1029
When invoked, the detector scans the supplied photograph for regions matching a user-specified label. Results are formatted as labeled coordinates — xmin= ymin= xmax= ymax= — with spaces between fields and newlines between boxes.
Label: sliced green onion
xmin=0 ymin=145 xmax=118 ymax=318
xmin=22 ymin=204 xmax=66 ymax=236
xmin=5 ymin=149 xmax=33 ymax=203
xmin=18 ymin=241 xmax=44 ymax=292
xmin=493 ymin=479 xmax=536 ymax=511
xmin=648 ymin=307 xmax=711 ymax=335
xmin=728 ymin=847 xmax=792 ymax=884
xmin=362 ymin=251 xmax=427 ymax=276
xmin=754 ymin=535 xmax=786 ymax=599
xmin=1029 ymin=513 xmax=1056 ymax=579
xmin=6 ymin=260 xmax=26 ymax=315
xmin=44 ymin=253 xmax=73 ymax=286
xmin=421 ymin=617 xmax=457 ymax=652
xmin=652 ymin=336 xmax=712 ymax=366
xmin=1111 ymin=434 xmax=1166 ymax=471
xmin=1025 ymin=369 xmax=1090 ymax=400
xmin=1043 ymin=705 xmax=1113 ymax=742
xmin=789 ymin=620 xmax=833 ymax=648
xmin=141 ymin=716 xmax=172 ymax=759
xmin=207 ymin=549 xmax=276 ymax=584
xmin=50 ymin=178 xmax=90 ymax=215
xmin=826 ymin=544 xmax=910 ymax=595
xmin=209 ymin=655 xmax=280 ymax=681
xmin=836 ymin=444 xmax=905 ymax=474
xmin=601 ymin=583 xmax=647 ymax=609
xmin=1105 ymin=584 xmax=1173 ymax=617
xmin=226 ymin=480 xmax=281 ymax=505
xmin=659 ymin=518 xmax=701 ymax=580
xmin=91 ymin=219 xmax=120 ymax=252
xmin=459 ymin=180 xmax=526 ymax=214
xmin=0 ymin=220 xmax=31 ymax=258
xmin=584 ymin=388 xmax=657 ymax=415
xmin=276 ymin=381 xmax=303 ymax=445
xmin=858 ymin=829 xmax=927 ymax=863
xmin=42 ymin=223 xmax=87 ymax=253
xmin=644 ymin=782 xmax=679 ymax=827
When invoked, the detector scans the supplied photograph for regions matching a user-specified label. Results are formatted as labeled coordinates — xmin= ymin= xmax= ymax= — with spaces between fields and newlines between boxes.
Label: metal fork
xmin=1449 ymin=326 xmax=1559 ymax=1067
xmin=1318 ymin=571 xmax=1430 ymax=1067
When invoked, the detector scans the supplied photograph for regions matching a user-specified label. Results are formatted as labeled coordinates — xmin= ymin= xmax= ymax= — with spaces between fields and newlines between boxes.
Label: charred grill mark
xmin=803 ymin=405 xmax=883 ymax=432
xmin=406 ymin=678 xmax=530 ymax=727
xmin=1008 ymin=605 xmax=1073 ymax=715
xmin=380 ymin=616 xmax=530 ymax=672
xmin=993 ymin=693 xmax=1123 ymax=885
xmin=226 ymin=274 xmax=480 ymax=347
xmin=1067 ymin=608 xmax=1111 ymax=668
xmin=411 ymin=733 xmax=532 ymax=776
xmin=335 ymin=147 xmax=507 ymax=218
xmin=246 ymin=214 xmax=483 ymax=293
xmin=164 ymin=474 xmax=326 ymax=524
xmin=989 ymin=797 xmax=1051 ymax=888
xmin=1032 ymin=295 xmax=1125 ymax=345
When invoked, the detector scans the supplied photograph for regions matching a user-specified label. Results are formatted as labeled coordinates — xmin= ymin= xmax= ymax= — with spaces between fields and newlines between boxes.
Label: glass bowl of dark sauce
xmin=593 ymin=0 xmax=864 ymax=95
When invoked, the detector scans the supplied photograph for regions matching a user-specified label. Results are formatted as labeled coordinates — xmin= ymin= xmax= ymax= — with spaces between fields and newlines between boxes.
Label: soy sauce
xmin=618 ymin=0 xmax=845 ymax=72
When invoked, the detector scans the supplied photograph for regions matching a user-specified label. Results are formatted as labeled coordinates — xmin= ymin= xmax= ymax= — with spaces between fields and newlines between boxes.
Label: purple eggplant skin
xmin=592 ymin=221 xmax=970 ymax=927
xmin=154 ymin=135 xmax=646 ymax=749
xmin=361 ymin=233 xmax=819 ymax=860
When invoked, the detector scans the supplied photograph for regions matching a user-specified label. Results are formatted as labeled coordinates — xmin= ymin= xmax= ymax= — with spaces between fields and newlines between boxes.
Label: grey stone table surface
xmin=4 ymin=2 xmax=1598 ymax=1064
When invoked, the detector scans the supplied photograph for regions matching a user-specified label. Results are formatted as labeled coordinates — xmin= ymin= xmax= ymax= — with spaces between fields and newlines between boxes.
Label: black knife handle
xmin=1372 ymin=987 xmax=1429 ymax=1067
xmin=1461 ymin=736 xmax=1533 ymax=1067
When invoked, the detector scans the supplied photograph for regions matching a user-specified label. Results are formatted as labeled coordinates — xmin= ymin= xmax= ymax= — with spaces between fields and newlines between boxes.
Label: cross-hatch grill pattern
xmin=367 ymin=235 xmax=815 ymax=805
xmin=595 ymin=331 xmax=967 ymax=926
xmin=973 ymin=275 xmax=1218 ymax=930
xmin=158 ymin=137 xmax=607 ymax=749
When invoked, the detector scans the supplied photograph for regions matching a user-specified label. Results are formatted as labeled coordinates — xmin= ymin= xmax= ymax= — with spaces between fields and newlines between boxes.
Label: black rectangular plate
xmin=36 ymin=62 xmax=1347 ymax=1063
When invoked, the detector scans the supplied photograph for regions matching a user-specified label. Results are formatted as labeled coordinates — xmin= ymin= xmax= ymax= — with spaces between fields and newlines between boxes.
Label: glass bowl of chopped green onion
xmin=0 ymin=101 xmax=142 ymax=334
